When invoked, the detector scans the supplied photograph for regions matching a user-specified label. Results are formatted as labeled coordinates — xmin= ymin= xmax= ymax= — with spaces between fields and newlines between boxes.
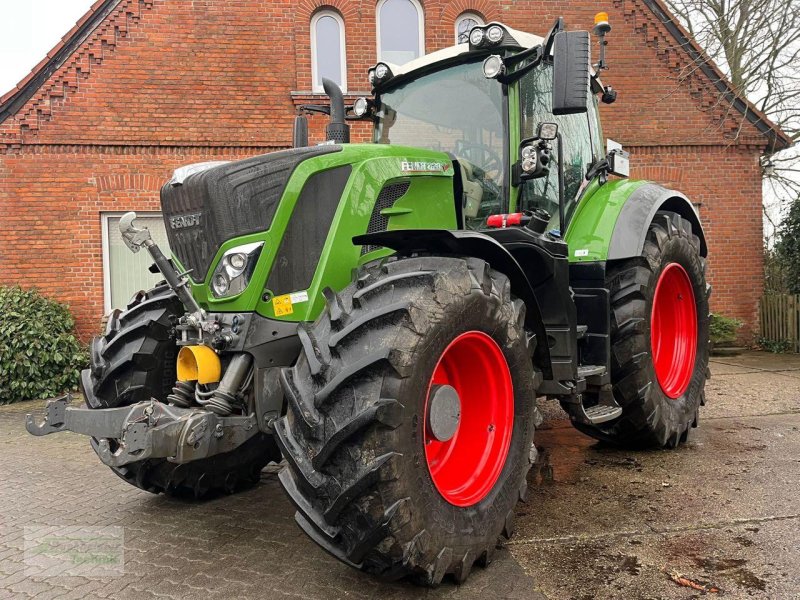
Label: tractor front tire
xmin=576 ymin=211 xmax=710 ymax=448
xmin=274 ymin=256 xmax=540 ymax=585
xmin=82 ymin=284 xmax=279 ymax=498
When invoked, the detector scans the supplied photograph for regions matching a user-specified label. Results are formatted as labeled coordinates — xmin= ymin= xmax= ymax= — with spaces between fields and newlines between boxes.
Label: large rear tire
xmin=81 ymin=284 xmax=279 ymax=498
xmin=575 ymin=211 xmax=710 ymax=448
xmin=274 ymin=256 xmax=540 ymax=585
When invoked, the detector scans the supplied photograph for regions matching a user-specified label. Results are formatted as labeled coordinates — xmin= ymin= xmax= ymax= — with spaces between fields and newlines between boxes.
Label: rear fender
xmin=353 ymin=229 xmax=553 ymax=379
xmin=608 ymin=184 xmax=707 ymax=260
xmin=566 ymin=180 xmax=707 ymax=263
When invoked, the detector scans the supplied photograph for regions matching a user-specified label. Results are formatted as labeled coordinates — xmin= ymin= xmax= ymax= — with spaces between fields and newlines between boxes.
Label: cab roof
xmin=378 ymin=23 xmax=543 ymax=81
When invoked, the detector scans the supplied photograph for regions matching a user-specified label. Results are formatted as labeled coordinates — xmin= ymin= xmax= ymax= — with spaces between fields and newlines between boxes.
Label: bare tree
xmin=663 ymin=0 xmax=800 ymax=245
xmin=664 ymin=0 xmax=800 ymax=135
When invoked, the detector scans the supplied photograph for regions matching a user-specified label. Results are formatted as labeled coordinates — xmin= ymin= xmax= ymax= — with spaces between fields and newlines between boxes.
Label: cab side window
xmin=519 ymin=64 xmax=597 ymax=227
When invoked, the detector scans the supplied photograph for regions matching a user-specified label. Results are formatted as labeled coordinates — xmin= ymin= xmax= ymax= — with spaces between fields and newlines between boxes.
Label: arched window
xmin=311 ymin=10 xmax=346 ymax=92
xmin=377 ymin=0 xmax=424 ymax=64
xmin=455 ymin=12 xmax=484 ymax=44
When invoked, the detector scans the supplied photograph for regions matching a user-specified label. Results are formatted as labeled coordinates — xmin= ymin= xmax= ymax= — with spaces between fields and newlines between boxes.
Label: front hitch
xmin=26 ymin=394 xmax=258 ymax=467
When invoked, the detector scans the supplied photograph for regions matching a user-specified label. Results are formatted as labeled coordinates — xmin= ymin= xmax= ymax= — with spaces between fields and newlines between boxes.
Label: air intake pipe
xmin=293 ymin=114 xmax=308 ymax=148
xmin=323 ymin=77 xmax=350 ymax=144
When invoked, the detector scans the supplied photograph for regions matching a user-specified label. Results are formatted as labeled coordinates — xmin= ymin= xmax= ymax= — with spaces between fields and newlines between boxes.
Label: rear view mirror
xmin=552 ymin=30 xmax=591 ymax=115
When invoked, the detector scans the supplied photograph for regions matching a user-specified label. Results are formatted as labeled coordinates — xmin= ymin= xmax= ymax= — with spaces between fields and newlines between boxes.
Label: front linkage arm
xmin=26 ymin=394 xmax=258 ymax=467
xmin=118 ymin=211 xmax=206 ymax=327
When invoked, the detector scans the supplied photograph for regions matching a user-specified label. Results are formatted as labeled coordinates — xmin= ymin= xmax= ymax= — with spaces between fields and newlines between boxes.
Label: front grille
xmin=265 ymin=165 xmax=353 ymax=296
xmin=160 ymin=146 xmax=341 ymax=281
xmin=361 ymin=181 xmax=410 ymax=254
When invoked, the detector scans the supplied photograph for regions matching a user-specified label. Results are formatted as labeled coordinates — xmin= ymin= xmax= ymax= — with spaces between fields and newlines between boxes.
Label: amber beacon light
xmin=594 ymin=12 xmax=610 ymax=33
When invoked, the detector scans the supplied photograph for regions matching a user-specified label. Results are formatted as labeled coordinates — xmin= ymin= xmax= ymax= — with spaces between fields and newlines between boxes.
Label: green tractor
xmin=28 ymin=16 xmax=709 ymax=585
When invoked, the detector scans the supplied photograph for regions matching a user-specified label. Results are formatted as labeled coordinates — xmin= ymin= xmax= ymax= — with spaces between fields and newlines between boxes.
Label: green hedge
xmin=0 ymin=287 xmax=88 ymax=405
xmin=709 ymin=313 xmax=743 ymax=347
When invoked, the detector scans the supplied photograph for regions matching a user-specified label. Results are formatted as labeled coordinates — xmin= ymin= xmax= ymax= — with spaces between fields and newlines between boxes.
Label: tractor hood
xmin=159 ymin=144 xmax=456 ymax=321
xmin=160 ymin=146 xmax=341 ymax=282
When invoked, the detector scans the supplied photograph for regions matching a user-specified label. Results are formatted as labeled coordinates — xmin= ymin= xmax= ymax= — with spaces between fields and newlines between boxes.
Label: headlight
xmin=375 ymin=63 xmax=391 ymax=80
xmin=228 ymin=252 xmax=247 ymax=271
xmin=537 ymin=122 xmax=559 ymax=141
xmin=212 ymin=273 xmax=230 ymax=296
xmin=469 ymin=28 xmax=485 ymax=46
xmin=210 ymin=241 xmax=264 ymax=299
xmin=486 ymin=25 xmax=504 ymax=44
xmin=521 ymin=157 xmax=538 ymax=173
xmin=353 ymin=97 xmax=369 ymax=117
xmin=521 ymin=145 xmax=535 ymax=159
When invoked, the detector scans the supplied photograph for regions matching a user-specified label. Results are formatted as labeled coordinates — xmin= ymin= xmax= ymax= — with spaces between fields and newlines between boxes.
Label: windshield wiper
xmin=489 ymin=18 xmax=564 ymax=85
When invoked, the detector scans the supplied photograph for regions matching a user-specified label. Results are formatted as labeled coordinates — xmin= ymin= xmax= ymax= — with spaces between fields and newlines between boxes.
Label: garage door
xmin=103 ymin=213 xmax=173 ymax=312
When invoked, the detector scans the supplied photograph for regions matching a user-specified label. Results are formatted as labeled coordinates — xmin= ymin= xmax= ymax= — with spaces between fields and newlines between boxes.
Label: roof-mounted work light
xmin=468 ymin=24 xmax=507 ymax=50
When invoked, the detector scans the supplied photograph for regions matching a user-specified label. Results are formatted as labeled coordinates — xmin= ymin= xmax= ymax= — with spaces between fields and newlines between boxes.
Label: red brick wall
xmin=630 ymin=145 xmax=765 ymax=337
xmin=0 ymin=146 xmax=276 ymax=337
xmin=0 ymin=0 xmax=770 ymax=340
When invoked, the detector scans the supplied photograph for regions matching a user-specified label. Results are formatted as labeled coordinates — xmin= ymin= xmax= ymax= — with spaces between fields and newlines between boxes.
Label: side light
xmin=482 ymin=55 xmax=506 ymax=79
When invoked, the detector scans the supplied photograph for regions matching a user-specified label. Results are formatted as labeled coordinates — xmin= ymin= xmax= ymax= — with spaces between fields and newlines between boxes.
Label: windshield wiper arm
xmin=494 ymin=16 xmax=563 ymax=85
xmin=493 ymin=45 xmax=544 ymax=84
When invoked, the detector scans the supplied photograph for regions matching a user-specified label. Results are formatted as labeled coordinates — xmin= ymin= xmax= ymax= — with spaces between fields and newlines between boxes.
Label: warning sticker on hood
xmin=272 ymin=290 xmax=309 ymax=317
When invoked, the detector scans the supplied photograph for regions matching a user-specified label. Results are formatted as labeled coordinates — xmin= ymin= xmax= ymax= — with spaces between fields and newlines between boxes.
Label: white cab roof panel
xmin=382 ymin=24 xmax=543 ymax=78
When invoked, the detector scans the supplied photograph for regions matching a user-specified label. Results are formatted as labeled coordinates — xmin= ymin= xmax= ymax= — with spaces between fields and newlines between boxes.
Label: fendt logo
xmin=169 ymin=213 xmax=202 ymax=230
xmin=400 ymin=160 xmax=451 ymax=174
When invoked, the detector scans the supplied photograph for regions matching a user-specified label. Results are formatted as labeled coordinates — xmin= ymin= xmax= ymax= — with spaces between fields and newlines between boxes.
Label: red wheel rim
xmin=424 ymin=331 xmax=514 ymax=507
xmin=650 ymin=263 xmax=697 ymax=399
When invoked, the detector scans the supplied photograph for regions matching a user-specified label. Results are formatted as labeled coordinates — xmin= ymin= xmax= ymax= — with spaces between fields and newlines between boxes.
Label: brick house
xmin=0 ymin=0 xmax=791 ymax=339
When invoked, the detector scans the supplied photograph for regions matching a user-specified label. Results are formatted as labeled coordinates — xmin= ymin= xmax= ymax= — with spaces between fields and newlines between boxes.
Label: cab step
xmin=583 ymin=403 xmax=623 ymax=424
xmin=577 ymin=364 xmax=608 ymax=390
xmin=577 ymin=364 xmax=605 ymax=378
xmin=570 ymin=381 xmax=623 ymax=425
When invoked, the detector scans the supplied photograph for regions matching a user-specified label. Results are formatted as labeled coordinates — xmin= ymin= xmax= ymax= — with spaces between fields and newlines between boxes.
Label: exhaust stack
xmin=322 ymin=77 xmax=350 ymax=143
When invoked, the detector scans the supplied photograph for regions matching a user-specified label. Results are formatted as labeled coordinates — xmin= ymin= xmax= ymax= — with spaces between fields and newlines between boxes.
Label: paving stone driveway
xmin=1 ymin=351 xmax=799 ymax=599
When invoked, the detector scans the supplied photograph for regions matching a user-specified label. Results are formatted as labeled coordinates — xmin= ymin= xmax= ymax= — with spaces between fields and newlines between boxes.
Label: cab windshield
xmin=374 ymin=60 xmax=506 ymax=221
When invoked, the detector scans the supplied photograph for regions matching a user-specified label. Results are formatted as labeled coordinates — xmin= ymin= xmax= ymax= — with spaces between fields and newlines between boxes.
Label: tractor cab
xmin=373 ymin=57 xmax=508 ymax=225
xmin=315 ymin=19 xmax=629 ymax=402
xmin=323 ymin=18 xmax=622 ymax=235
